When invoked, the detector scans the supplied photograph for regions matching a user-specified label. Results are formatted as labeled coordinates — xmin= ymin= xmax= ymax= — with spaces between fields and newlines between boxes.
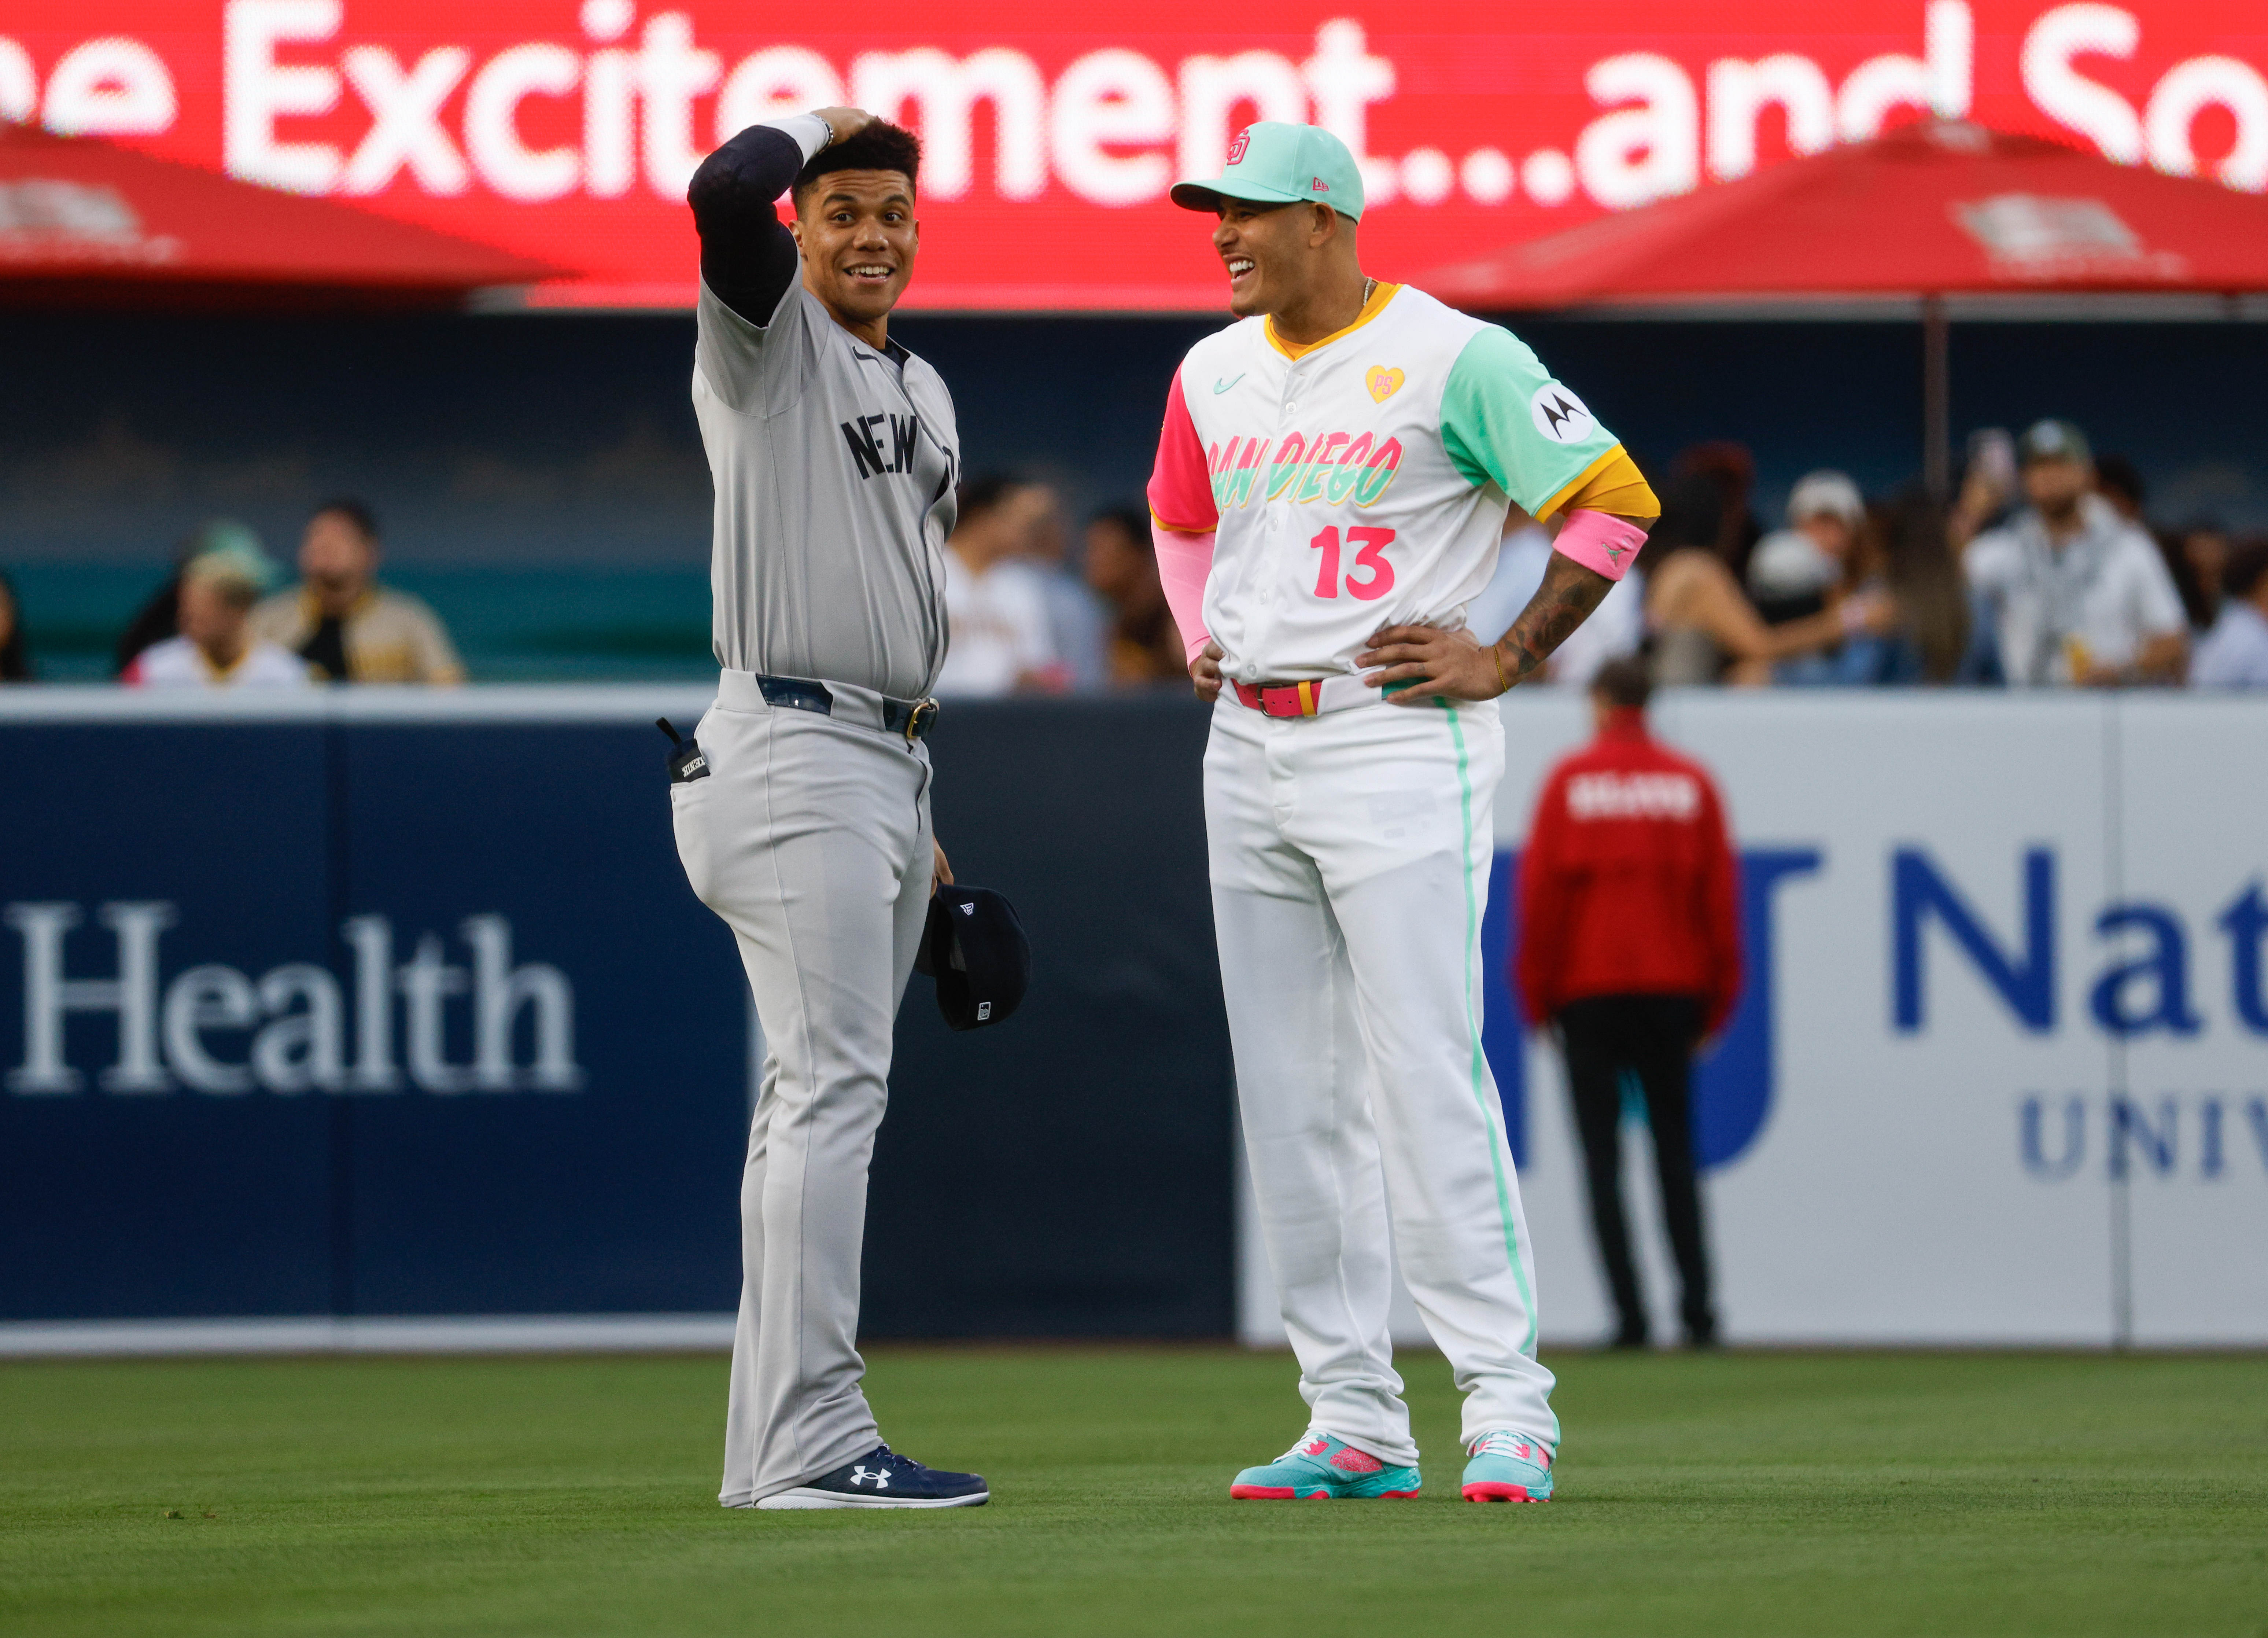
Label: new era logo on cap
xmin=914 ymin=884 xmax=1032 ymax=1033
xmin=1313 ymin=177 xmax=1328 ymax=191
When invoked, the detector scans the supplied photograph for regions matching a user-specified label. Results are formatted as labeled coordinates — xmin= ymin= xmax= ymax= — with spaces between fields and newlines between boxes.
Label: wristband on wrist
xmin=1552 ymin=509 xmax=1647 ymax=582
xmin=1492 ymin=645 xmax=1512 ymax=696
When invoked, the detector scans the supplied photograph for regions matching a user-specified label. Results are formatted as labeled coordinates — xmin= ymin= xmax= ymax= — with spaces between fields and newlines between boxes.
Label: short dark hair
xmin=1089 ymin=505 xmax=1154 ymax=553
xmin=1590 ymin=655 xmax=1653 ymax=711
xmin=792 ymin=120 xmax=920 ymax=209
xmin=956 ymin=472 xmax=1021 ymax=521
xmin=312 ymin=497 xmax=380 ymax=542
xmin=2226 ymin=538 xmax=2268 ymax=603
xmin=2094 ymin=453 xmax=2146 ymax=511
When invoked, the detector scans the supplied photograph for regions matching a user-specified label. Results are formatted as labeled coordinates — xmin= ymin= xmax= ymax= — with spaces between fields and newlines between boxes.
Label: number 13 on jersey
xmin=1310 ymin=526 xmax=1397 ymax=601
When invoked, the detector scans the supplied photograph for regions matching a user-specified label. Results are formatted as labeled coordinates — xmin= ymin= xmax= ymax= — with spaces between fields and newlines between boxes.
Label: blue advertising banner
xmin=0 ymin=691 xmax=1236 ymax=1339
xmin=0 ymin=700 xmax=748 ymax=1321
xmin=1244 ymin=691 xmax=2268 ymax=1350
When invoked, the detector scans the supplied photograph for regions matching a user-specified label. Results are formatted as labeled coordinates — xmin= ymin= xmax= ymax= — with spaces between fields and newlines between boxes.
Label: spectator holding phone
xmin=1963 ymin=420 xmax=2187 ymax=687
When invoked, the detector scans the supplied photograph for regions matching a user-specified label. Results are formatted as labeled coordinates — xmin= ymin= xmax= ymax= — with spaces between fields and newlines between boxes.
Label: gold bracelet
xmin=1492 ymin=647 xmax=1512 ymax=697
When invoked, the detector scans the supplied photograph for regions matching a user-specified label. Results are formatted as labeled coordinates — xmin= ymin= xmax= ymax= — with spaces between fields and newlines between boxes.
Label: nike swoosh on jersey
xmin=1214 ymin=374 xmax=1245 ymax=394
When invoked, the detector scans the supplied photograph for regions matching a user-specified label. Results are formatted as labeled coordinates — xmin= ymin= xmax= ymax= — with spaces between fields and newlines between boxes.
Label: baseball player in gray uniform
xmin=674 ymin=106 xmax=987 ymax=1510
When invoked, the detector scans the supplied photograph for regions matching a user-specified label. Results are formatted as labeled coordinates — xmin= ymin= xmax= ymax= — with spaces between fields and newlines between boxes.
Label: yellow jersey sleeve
xmin=1535 ymin=445 xmax=1659 ymax=522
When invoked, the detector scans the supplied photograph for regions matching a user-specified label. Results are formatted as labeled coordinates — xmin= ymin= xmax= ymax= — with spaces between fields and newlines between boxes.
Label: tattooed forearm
xmin=1494 ymin=551 xmax=1618 ymax=686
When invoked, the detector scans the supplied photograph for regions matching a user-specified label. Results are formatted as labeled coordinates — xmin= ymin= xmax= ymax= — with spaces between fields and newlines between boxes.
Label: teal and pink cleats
xmin=1229 ymin=1432 xmax=1422 ymax=1501
xmin=1461 ymin=1431 xmax=1554 ymax=1503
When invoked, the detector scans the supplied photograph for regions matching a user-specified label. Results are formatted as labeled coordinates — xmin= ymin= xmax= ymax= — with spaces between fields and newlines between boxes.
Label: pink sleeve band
xmin=1551 ymin=509 xmax=1647 ymax=582
xmin=1152 ymin=523 xmax=1216 ymax=663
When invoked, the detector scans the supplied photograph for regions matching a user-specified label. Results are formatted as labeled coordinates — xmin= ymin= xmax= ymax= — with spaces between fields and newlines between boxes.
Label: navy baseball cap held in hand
xmin=915 ymin=885 xmax=1031 ymax=1031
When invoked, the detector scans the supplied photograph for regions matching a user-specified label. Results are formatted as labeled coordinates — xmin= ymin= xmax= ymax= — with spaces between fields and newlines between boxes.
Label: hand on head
xmin=810 ymin=107 xmax=874 ymax=146
xmin=790 ymin=108 xmax=919 ymax=346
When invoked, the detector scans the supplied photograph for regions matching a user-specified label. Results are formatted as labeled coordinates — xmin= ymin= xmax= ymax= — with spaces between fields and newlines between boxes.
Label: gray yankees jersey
xmin=693 ymin=275 xmax=959 ymax=700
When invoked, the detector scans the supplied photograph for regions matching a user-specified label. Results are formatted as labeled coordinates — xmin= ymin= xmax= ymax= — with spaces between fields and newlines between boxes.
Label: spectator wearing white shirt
xmin=1013 ymin=482 xmax=1109 ymax=692
xmin=1963 ymin=421 xmax=2187 ymax=687
xmin=934 ymin=474 xmax=1065 ymax=697
xmin=123 ymin=546 xmax=310 ymax=690
xmin=2192 ymin=540 xmax=2268 ymax=688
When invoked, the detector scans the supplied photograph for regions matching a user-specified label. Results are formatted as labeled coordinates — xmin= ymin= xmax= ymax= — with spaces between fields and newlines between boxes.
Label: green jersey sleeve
xmin=1440 ymin=325 xmax=1621 ymax=515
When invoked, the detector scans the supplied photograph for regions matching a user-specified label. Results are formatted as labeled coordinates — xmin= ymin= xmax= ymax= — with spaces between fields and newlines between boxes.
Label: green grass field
xmin=4 ymin=1347 xmax=2264 ymax=1637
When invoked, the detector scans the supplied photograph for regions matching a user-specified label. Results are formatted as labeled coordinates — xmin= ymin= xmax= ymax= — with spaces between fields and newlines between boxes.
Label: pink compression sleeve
xmin=1551 ymin=509 xmax=1648 ymax=582
xmin=1152 ymin=523 xmax=1216 ymax=663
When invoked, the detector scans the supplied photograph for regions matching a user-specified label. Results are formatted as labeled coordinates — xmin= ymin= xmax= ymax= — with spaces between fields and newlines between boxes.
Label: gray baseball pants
xmin=671 ymin=668 xmax=933 ymax=1507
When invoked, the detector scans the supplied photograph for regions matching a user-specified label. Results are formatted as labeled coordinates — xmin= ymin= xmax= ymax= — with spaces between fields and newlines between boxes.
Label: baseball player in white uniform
xmin=1146 ymin=123 xmax=1660 ymax=1504
xmin=675 ymin=107 xmax=987 ymax=1510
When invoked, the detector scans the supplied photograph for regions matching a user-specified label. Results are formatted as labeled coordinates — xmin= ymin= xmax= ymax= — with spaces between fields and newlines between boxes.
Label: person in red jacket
xmin=1517 ymin=657 xmax=1740 ymax=1348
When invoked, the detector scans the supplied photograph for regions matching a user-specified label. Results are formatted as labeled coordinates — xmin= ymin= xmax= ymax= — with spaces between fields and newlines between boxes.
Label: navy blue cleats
xmin=753 ymin=1444 xmax=990 ymax=1510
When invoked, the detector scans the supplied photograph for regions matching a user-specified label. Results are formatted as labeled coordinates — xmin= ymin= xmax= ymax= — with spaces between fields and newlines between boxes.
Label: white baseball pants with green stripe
xmin=1204 ymin=692 xmax=1559 ymax=1467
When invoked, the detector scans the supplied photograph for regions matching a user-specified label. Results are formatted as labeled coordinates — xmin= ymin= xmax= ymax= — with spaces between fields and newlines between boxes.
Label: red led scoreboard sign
xmin=2 ymin=1 xmax=2263 ymax=307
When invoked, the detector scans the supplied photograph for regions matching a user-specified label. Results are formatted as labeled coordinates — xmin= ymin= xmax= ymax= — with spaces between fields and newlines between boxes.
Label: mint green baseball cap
xmin=1170 ymin=122 xmax=1366 ymax=221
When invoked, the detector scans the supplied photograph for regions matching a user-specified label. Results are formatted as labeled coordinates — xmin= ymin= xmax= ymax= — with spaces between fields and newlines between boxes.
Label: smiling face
xmin=792 ymin=169 xmax=918 ymax=335
xmin=1211 ymin=197 xmax=1336 ymax=319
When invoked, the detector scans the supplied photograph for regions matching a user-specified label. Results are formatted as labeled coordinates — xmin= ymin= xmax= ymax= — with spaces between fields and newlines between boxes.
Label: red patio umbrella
xmin=1426 ymin=121 xmax=2268 ymax=492
xmin=0 ymin=124 xmax=568 ymax=309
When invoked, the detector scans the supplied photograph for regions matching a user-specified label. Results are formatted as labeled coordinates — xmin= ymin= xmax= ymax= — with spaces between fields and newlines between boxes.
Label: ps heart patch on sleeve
xmin=1366 ymin=366 xmax=1405 ymax=403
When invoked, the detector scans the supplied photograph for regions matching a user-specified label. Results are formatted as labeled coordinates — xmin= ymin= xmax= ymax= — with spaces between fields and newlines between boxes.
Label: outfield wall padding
xmin=4 ymin=689 xmax=2264 ymax=1351
xmin=0 ymin=691 xmax=1234 ymax=1340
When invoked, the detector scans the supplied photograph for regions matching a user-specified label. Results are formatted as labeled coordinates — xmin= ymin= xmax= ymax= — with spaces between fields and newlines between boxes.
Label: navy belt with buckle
xmin=753 ymin=673 xmax=939 ymax=743
xmin=886 ymin=698 xmax=941 ymax=741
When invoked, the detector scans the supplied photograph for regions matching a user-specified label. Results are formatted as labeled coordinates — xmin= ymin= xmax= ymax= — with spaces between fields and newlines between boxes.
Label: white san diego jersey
xmin=1147 ymin=283 xmax=1624 ymax=683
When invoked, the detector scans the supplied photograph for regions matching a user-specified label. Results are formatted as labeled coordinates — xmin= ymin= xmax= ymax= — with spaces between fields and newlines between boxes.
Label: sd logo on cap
xmin=914 ymin=884 xmax=1032 ymax=1031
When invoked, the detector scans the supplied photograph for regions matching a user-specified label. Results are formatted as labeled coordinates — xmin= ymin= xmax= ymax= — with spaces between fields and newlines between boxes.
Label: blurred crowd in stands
xmin=934 ymin=474 xmax=1186 ymax=697
xmin=1467 ymin=417 xmax=2268 ymax=693
xmin=1 ymin=417 xmax=2263 ymax=691
xmin=935 ymin=418 xmax=2267 ymax=697
xmin=0 ymin=497 xmax=462 ymax=690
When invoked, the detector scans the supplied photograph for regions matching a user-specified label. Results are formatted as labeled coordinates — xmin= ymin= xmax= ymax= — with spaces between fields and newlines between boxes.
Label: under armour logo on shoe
xmin=1300 ymin=1434 xmax=1331 ymax=1457
xmin=849 ymin=1465 xmax=890 ymax=1488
